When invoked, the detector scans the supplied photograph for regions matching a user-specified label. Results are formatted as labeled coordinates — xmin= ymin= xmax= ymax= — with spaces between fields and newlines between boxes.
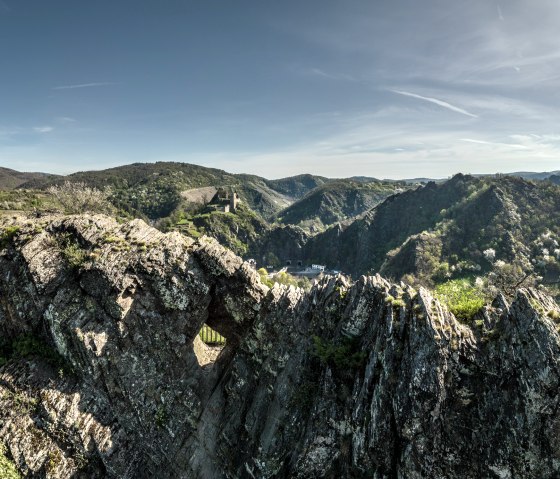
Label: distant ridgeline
xmin=1 ymin=163 xmax=560 ymax=296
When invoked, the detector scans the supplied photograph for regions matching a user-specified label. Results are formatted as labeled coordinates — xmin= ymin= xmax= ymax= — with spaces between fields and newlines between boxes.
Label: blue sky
xmin=1 ymin=0 xmax=560 ymax=179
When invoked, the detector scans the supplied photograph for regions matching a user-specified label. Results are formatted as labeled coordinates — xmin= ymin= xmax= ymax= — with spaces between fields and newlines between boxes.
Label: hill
xmin=0 ymin=167 xmax=58 ymax=190
xmin=274 ymin=179 xmax=405 ymax=232
xmin=263 ymin=173 xmax=330 ymax=199
xmin=8 ymin=162 xmax=560 ymax=288
xmin=172 ymin=203 xmax=270 ymax=257
xmin=506 ymin=170 xmax=560 ymax=181
xmin=303 ymin=174 xmax=560 ymax=286
xmin=7 ymin=162 xmax=409 ymax=254
xmin=547 ymin=174 xmax=560 ymax=185
xmin=19 ymin=162 xmax=296 ymax=220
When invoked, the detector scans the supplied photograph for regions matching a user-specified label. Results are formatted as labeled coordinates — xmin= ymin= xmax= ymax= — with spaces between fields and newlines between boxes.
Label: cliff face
xmin=1 ymin=215 xmax=560 ymax=478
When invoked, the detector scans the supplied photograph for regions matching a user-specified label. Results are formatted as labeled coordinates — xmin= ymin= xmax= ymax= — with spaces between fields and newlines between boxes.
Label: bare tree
xmin=485 ymin=258 xmax=541 ymax=299
xmin=47 ymin=181 xmax=113 ymax=215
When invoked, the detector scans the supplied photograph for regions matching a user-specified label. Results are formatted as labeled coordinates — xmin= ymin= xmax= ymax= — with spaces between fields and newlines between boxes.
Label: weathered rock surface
xmin=1 ymin=215 xmax=560 ymax=478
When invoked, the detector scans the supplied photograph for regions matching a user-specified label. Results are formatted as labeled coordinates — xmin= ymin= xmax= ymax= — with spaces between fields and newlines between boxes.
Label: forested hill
xmin=3 ymin=162 xmax=405 ymax=244
xmin=13 ymin=162 xmax=336 ymax=220
xmin=274 ymin=179 xmax=404 ymax=232
xmin=0 ymin=167 xmax=59 ymax=190
xmin=304 ymin=174 xmax=560 ymax=284
xmin=4 ymin=163 xmax=560 ymax=289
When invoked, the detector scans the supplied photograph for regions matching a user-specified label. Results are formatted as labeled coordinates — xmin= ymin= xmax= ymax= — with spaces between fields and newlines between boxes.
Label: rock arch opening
xmin=194 ymin=324 xmax=226 ymax=367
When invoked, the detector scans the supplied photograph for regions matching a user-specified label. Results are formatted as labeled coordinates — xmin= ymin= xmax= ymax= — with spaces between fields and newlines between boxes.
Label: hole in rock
xmin=194 ymin=324 xmax=226 ymax=367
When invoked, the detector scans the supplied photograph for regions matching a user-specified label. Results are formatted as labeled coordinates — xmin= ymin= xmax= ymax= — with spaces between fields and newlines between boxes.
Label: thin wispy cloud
xmin=5 ymin=1 xmax=560 ymax=177
xmin=497 ymin=4 xmax=504 ymax=21
xmin=459 ymin=138 xmax=527 ymax=149
xmin=391 ymin=90 xmax=479 ymax=118
xmin=0 ymin=1 xmax=10 ymax=12
xmin=52 ymin=82 xmax=118 ymax=90
xmin=305 ymin=67 xmax=357 ymax=82
xmin=56 ymin=117 xmax=77 ymax=123
xmin=33 ymin=126 xmax=54 ymax=133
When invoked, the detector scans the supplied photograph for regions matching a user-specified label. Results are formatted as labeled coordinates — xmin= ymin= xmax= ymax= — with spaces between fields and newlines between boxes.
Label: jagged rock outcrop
xmin=1 ymin=215 xmax=560 ymax=478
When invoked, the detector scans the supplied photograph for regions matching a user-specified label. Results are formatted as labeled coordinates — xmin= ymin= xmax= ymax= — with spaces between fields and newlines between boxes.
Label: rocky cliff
xmin=1 ymin=215 xmax=560 ymax=478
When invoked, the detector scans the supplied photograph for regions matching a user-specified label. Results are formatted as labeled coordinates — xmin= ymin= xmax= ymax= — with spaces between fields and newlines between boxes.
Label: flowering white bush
xmin=47 ymin=181 xmax=113 ymax=215
xmin=483 ymin=248 xmax=496 ymax=262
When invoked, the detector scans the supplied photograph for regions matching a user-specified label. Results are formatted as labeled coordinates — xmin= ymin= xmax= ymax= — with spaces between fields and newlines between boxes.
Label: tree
xmin=485 ymin=258 xmax=541 ymax=299
xmin=47 ymin=181 xmax=113 ymax=215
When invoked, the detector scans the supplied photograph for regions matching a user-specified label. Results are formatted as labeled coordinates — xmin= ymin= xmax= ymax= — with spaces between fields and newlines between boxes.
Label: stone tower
xmin=230 ymin=191 xmax=240 ymax=212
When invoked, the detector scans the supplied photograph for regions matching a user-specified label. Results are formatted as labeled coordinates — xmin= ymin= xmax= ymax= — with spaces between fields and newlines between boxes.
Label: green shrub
xmin=312 ymin=336 xmax=366 ymax=370
xmin=62 ymin=242 xmax=88 ymax=269
xmin=10 ymin=335 xmax=70 ymax=372
xmin=103 ymin=235 xmax=121 ymax=244
xmin=434 ymin=279 xmax=487 ymax=322
xmin=155 ymin=405 xmax=168 ymax=428
xmin=0 ymin=443 xmax=21 ymax=479
xmin=257 ymin=268 xmax=311 ymax=291
xmin=57 ymin=233 xmax=88 ymax=269
xmin=0 ymin=226 xmax=20 ymax=249
xmin=392 ymin=298 xmax=405 ymax=308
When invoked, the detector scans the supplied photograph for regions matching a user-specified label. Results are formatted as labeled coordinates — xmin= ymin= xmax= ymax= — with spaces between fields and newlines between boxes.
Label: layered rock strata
xmin=0 ymin=215 xmax=559 ymax=478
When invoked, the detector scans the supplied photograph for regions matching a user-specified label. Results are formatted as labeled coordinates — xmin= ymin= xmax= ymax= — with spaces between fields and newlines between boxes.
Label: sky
xmin=1 ymin=0 xmax=560 ymax=179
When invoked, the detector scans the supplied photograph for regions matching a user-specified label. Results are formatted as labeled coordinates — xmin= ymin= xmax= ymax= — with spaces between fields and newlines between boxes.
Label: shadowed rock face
xmin=1 ymin=215 xmax=560 ymax=478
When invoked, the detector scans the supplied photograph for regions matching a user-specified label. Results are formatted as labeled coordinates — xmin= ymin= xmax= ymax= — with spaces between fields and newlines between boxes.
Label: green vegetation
xmin=18 ymin=162 xmax=302 ymax=220
xmin=308 ymin=174 xmax=560 ymax=291
xmin=166 ymin=204 xmax=268 ymax=256
xmin=0 ymin=444 xmax=21 ymax=479
xmin=4 ymin=164 xmax=560 ymax=305
xmin=312 ymin=336 xmax=367 ymax=370
xmin=434 ymin=279 xmax=488 ymax=322
xmin=3 ymin=389 xmax=39 ymax=415
xmin=392 ymin=298 xmax=406 ymax=308
xmin=257 ymin=268 xmax=312 ymax=290
xmin=155 ymin=405 xmax=168 ymax=428
xmin=0 ymin=334 xmax=71 ymax=374
xmin=61 ymin=239 xmax=88 ymax=269
xmin=265 ymin=173 xmax=329 ymax=199
xmin=275 ymin=179 xmax=404 ymax=233
xmin=199 ymin=324 xmax=226 ymax=345
xmin=0 ymin=189 xmax=52 ymax=212
xmin=45 ymin=450 xmax=63 ymax=474
xmin=0 ymin=226 xmax=20 ymax=249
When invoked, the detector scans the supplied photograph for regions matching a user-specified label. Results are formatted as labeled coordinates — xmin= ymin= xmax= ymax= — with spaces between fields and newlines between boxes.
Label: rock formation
xmin=1 ymin=215 xmax=559 ymax=478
